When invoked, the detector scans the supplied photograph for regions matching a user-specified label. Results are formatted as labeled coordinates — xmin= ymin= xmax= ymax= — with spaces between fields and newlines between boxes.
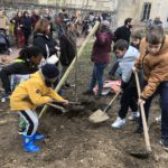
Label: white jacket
xmin=119 ymin=46 xmax=140 ymax=83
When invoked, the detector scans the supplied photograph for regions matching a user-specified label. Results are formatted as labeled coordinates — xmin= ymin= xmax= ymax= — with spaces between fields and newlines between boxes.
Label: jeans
xmin=139 ymin=81 xmax=168 ymax=141
xmin=89 ymin=63 xmax=107 ymax=95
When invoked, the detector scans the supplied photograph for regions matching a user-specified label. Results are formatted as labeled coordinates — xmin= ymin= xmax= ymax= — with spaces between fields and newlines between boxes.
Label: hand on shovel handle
xmin=47 ymin=103 xmax=67 ymax=113
xmin=53 ymin=100 xmax=81 ymax=105
xmin=61 ymin=100 xmax=69 ymax=106
xmin=132 ymin=66 xmax=138 ymax=73
xmin=138 ymin=98 xmax=145 ymax=105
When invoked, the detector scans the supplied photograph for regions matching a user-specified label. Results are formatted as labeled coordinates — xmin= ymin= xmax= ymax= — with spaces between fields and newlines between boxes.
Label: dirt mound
xmin=1 ymin=100 xmax=168 ymax=168
xmin=1 ymin=46 xmax=168 ymax=167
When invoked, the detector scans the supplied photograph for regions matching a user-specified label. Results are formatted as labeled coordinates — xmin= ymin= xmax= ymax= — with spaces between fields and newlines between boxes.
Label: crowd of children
xmin=0 ymin=11 xmax=168 ymax=153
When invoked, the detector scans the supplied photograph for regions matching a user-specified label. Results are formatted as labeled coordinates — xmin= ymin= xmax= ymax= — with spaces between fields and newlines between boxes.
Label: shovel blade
xmin=89 ymin=110 xmax=110 ymax=123
xmin=127 ymin=149 xmax=150 ymax=159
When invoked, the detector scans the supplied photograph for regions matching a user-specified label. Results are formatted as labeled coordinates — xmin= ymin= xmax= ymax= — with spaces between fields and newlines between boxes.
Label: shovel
xmin=89 ymin=93 xmax=120 ymax=123
xmin=46 ymin=100 xmax=92 ymax=115
xmin=47 ymin=103 xmax=67 ymax=113
xmin=128 ymin=71 xmax=152 ymax=159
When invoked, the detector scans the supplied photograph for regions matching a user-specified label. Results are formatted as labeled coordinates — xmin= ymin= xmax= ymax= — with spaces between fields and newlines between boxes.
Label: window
xmin=141 ymin=2 xmax=151 ymax=21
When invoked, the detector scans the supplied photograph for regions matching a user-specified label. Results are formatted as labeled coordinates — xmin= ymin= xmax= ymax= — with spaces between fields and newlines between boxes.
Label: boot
xmin=33 ymin=132 xmax=45 ymax=141
xmin=22 ymin=135 xmax=40 ymax=153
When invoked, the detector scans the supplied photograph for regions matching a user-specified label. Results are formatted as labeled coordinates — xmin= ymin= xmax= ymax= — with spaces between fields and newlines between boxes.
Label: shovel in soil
xmin=89 ymin=93 xmax=119 ymax=123
xmin=128 ymin=71 xmax=152 ymax=159
xmin=47 ymin=103 xmax=67 ymax=113
xmin=47 ymin=100 xmax=93 ymax=113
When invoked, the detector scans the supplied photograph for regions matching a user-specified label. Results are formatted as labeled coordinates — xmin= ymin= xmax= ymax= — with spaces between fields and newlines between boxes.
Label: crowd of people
xmin=0 ymin=7 xmax=168 ymax=154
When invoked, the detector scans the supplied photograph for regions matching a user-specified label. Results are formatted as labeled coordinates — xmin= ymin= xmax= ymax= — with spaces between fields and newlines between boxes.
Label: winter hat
xmin=101 ymin=20 xmax=110 ymax=28
xmin=41 ymin=63 xmax=59 ymax=80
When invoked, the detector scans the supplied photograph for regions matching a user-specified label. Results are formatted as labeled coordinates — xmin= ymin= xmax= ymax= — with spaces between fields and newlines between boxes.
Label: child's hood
xmin=30 ymin=71 xmax=45 ymax=84
xmin=122 ymin=46 xmax=140 ymax=62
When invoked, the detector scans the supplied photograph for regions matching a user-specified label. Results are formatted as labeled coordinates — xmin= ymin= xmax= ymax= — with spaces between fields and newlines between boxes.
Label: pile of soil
xmin=0 ymin=91 xmax=168 ymax=168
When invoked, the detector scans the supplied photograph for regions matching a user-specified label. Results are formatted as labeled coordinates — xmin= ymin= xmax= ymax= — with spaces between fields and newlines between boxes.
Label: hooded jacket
xmin=91 ymin=26 xmax=113 ymax=64
xmin=33 ymin=33 xmax=57 ymax=59
xmin=135 ymin=35 xmax=168 ymax=99
xmin=119 ymin=46 xmax=140 ymax=83
xmin=10 ymin=71 xmax=65 ymax=111
xmin=60 ymin=30 xmax=77 ymax=66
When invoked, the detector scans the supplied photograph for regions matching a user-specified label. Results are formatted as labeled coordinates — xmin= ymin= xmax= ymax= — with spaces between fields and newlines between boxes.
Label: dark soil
xmin=0 ymin=45 xmax=168 ymax=168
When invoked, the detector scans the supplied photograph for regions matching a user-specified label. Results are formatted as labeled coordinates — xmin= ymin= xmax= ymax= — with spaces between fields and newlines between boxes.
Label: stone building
xmin=117 ymin=0 xmax=168 ymax=28
xmin=38 ymin=0 xmax=168 ymax=28
xmin=1 ymin=0 xmax=168 ymax=28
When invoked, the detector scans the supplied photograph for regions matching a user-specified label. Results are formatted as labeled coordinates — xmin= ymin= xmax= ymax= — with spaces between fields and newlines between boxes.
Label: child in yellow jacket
xmin=10 ymin=63 xmax=69 ymax=153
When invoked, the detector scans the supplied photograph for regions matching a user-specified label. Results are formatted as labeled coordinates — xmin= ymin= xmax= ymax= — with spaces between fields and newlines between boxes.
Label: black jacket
xmin=33 ymin=33 xmax=57 ymax=59
xmin=0 ymin=60 xmax=38 ymax=94
xmin=60 ymin=31 xmax=77 ymax=66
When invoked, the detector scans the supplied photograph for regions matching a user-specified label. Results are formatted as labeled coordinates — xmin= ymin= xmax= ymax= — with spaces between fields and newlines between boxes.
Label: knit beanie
xmin=41 ymin=63 xmax=59 ymax=80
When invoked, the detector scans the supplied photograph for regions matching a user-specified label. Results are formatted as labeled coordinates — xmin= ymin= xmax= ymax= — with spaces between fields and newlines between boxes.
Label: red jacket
xmin=91 ymin=28 xmax=113 ymax=64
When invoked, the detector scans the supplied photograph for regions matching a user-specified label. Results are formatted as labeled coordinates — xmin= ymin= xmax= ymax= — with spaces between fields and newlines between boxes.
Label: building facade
xmin=1 ymin=0 xmax=168 ymax=28
xmin=38 ymin=0 xmax=118 ymax=11
xmin=117 ymin=0 xmax=168 ymax=27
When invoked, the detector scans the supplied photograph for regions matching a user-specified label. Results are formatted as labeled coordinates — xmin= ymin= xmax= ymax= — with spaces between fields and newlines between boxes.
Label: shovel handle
xmin=104 ymin=93 xmax=120 ymax=113
xmin=54 ymin=101 xmax=81 ymax=105
xmin=134 ymin=71 xmax=152 ymax=152
xmin=41 ymin=103 xmax=66 ymax=115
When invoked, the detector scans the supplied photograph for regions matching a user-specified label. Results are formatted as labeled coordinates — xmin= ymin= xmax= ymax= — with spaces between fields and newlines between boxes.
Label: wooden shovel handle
xmin=134 ymin=71 xmax=152 ymax=152
xmin=104 ymin=92 xmax=120 ymax=112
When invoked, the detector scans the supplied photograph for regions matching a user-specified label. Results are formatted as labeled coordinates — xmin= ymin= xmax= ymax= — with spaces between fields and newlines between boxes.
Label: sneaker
xmin=160 ymin=139 xmax=168 ymax=151
xmin=128 ymin=112 xmax=140 ymax=121
xmin=83 ymin=90 xmax=94 ymax=95
xmin=156 ymin=115 xmax=161 ymax=123
xmin=111 ymin=117 xmax=126 ymax=129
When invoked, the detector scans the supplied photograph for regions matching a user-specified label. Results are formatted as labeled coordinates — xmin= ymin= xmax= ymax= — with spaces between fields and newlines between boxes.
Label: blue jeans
xmin=89 ymin=63 xmax=107 ymax=95
xmin=139 ymin=81 xmax=168 ymax=141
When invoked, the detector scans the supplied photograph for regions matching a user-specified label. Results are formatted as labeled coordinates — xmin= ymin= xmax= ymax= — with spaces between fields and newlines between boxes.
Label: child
xmin=134 ymin=26 xmax=168 ymax=150
xmin=109 ymin=30 xmax=142 ymax=78
xmin=0 ymin=46 xmax=43 ymax=102
xmin=84 ymin=20 xmax=113 ymax=98
xmin=10 ymin=64 xmax=69 ymax=153
xmin=111 ymin=39 xmax=140 ymax=128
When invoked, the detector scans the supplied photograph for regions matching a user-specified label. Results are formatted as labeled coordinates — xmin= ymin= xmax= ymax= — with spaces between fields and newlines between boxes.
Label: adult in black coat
xmin=33 ymin=19 xmax=57 ymax=59
xmin=114 ymin=18 xmax=132 ymax=43
xmin=59 ymin=22 xmax=77 ymax=87
xmin=21 ymin=11 xmax=32 ymax=46
xmin=60 ymin=22 xmax=77 ymax=68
